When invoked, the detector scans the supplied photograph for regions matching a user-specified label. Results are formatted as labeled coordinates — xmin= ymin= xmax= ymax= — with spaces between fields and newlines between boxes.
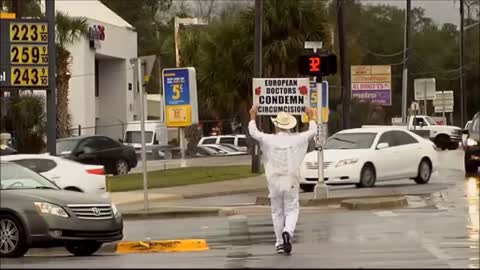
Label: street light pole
xmin=401 ymin=0 xmax=411 ymax=124
xmin=252 ymin=0 xmax=263 ymax=174
xmin=174 ymin=17 xmax=208 ymax=168
xmin=459 ymin=0 xmax=465 ymax=126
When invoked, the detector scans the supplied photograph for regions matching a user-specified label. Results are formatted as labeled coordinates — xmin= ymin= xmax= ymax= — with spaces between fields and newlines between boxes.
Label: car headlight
xmin=335 ymin=158 xmax=359 ymax=167
xmin=467 ymin=138 xmax=478 ymax=146
xmin=34 ymin=202 xmax=69 ymax=218
xmin=112 ymin=203 xmax=119 ymax=216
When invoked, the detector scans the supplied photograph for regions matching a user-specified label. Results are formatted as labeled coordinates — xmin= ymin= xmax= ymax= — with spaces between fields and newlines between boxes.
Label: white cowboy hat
xmin=271 ymin=112 xmax=297 ymax=130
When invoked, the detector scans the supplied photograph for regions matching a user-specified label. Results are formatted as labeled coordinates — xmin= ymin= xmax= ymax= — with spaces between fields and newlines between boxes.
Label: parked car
xmin=300 ymin=127 xmax=437 ymax=192
xmin=0 ymin=144 xmax=17 ymax=156
xmin=56 ymin=136 xmax=137 ymax=176
xmin=0 ymin=161 xmax=123 ymax=258
xmin=123 ymin=121 xmax=173 ymax=160
xmin=463 ymin=112 xmax=480 ymax=174
xmin=194 ymin=145 xmax=222 ymax=157
xmin=1 ymin=154 xmax=108 ymax=198
xmin=219 ymin=144 xmax=248 ymax=154
xmin=197 ymin=135 xmax=248 ymax=152
xmin=404 ymin=115 xmax=462 ymax=150
xmin=201 ymin=144 xmax=246 ymax=156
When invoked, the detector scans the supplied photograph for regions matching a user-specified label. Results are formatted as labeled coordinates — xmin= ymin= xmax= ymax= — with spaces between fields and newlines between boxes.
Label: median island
xmin=106 ymin=165 xmax=257 ymax=192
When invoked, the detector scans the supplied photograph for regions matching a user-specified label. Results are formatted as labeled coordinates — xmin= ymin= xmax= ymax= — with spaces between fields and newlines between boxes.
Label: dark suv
xmin=463 ymin=112 xmax=480 ymax=174
xmin=56 ymin=136 xmax=137 ymax=175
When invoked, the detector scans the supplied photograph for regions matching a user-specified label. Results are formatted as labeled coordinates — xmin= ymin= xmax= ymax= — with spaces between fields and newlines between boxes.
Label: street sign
xmin=351 ymin=65 xmax=392 ymax=106
xmin=434 ymin=106 xmax=453 ymax=113
xmin=433 ymin=90 xmax=454 ymax=113
xmin=414 ymin=78 xmax=436 ymax=100
xmin=162 ymin=67 xmax=199 ymax=127
xmin=302 ymin=81 xmax=329 ymax=123
xmin=410 ymin=101 xmax=420 ymax=111
xmin=252 ymin=78 xmax=310 ymax=116
xmin=0 ymin=19 xmax=50 ymax=89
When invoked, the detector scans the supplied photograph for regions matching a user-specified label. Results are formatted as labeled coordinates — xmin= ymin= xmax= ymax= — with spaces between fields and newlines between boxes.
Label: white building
xmin=54 ymin=0 xmax=143 ymax=140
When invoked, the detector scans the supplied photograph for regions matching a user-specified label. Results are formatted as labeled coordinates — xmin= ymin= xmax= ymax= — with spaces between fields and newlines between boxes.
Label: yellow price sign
xmin=166 ymin=105 xmax=192 ymax=127
xmin=10 ymin=45 xmax=48 ymax=64
xmin=10 ymin=66 xmax=48 ymax=86
xmin=10 ymin=22 xmax=48 ymax=43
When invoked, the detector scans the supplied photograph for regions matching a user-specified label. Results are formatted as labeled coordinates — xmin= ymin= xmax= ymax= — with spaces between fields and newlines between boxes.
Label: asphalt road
xmin=2 ymin=149 xmax=478 ymax=268
xmin=3 ymin=174 xmax=478 ymax=268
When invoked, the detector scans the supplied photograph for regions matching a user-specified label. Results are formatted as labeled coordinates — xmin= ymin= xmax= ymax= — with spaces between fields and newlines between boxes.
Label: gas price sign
xmin=0 ymin=19 xmax=49 ymax=89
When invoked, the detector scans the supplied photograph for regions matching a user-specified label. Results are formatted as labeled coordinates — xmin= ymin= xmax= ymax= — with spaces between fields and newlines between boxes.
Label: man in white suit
xmin=248 ymin=105 xmax=316 ymax=255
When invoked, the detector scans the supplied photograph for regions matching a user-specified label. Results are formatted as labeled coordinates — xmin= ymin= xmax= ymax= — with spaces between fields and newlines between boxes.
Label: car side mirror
xmin=377 ymin=143 xmax=389 ymax=150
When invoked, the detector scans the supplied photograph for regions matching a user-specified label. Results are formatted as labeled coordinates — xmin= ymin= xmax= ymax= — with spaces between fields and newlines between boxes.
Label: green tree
xmin=55 ymin=11 xmax=88 ymax=138
xmin=9 ymin=94 xmax=47 ymax=153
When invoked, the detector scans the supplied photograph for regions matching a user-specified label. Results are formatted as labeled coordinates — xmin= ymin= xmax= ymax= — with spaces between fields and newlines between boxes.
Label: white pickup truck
xmin=405 ymin=115 xmax=462 ymax=150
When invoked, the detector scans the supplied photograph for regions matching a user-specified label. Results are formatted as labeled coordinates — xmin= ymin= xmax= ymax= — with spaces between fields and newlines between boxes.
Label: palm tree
xmin=55 ymin=11 xmax=88 ymax=138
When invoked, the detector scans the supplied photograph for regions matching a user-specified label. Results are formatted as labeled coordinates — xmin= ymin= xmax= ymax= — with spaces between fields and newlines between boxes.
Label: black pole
xmin=460 ymin=0 xmax=465 ymax=125
xmin=337 ymin=0 xmax=350 ymax=129
xmin=251 ymin=0 xmax=263 ymax=173
xmin=401 ymin=0 xmax=411 ymax=124
xmin=46 ymin=0 xmax=57 ymax=155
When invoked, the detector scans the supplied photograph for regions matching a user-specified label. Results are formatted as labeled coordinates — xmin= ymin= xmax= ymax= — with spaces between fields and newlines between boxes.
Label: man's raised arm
xmin=248 ymin=105 xmax=265 ymax=142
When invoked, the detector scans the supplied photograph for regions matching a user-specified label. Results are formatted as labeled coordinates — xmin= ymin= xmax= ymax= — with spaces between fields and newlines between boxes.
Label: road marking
xmin=116 ymin=239 xmax=209 ymax=253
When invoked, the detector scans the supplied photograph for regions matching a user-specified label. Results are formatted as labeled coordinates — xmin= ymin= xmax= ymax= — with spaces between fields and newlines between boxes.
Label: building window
xmin=95 ymin=59 xmax=99 ymax=97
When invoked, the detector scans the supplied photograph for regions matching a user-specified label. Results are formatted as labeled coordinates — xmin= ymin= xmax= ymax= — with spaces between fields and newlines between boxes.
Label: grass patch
xmin=106 ymin=165 xmax=257 ymax=192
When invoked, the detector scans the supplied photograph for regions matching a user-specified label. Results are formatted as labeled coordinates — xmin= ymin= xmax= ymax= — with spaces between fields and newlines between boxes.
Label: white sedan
xmin=0 ymin=154 xmax=109 ymax=199
xmin=300 ymin=127 xmax=438 ymax=192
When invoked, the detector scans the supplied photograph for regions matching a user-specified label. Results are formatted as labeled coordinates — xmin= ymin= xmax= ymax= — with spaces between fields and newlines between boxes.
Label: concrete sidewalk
xmin=111 ymin=175 xmax=268 ymax=206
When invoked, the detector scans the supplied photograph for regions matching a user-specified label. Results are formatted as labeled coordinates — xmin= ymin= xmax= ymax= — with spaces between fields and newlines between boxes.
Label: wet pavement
xmin=2 ymin=149 xmax=478 ymax=268
xmin=3 ymin=176 xmax=478 ymax=268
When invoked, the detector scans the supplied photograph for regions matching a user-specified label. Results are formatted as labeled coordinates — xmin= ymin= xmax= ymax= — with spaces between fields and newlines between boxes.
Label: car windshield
xmin=325 ymin=133 xmax=377 ymax=150
xmin=56 ymin=139 xmax=81 ymax=155
xmin=0 ymin=162 xmax=59 ymax=190
xmin=424 ymin=116 xmax=437 ymax=126
xmin=125 ymin=131 xmax=153 ymax=144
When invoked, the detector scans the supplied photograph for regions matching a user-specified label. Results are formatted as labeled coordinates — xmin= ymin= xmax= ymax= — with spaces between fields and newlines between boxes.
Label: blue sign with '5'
xmin=163 ymin=68 xmax=190 ymax=106
xmin=309 ymin=81 xmax=328 ymax=108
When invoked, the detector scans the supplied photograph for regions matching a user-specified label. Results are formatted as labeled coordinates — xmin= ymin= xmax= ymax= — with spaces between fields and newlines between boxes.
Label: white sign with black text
xmin=252 ymin=78 xmax=310 ymax=116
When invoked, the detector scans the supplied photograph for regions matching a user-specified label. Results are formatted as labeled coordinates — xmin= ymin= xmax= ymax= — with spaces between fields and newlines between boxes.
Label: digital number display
xmin=10 ymin=66 xmax=48 ymax=86
xmin=9 ymin=22 xmax=48 ymax=43
xmin=10 ymin=45 xmax=48 ymax=64
xmin=308 ymin=56 xmax=321 ymax=72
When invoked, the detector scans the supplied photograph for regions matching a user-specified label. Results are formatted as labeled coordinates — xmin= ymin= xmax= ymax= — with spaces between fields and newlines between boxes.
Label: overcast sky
xmin=363 ymin=0 xmax=462 ymax=26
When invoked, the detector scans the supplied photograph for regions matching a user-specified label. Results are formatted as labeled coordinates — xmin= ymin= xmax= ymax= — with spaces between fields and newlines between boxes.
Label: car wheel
xmin=65 ymin=242 xmax=102 ymax=256
xmin=356 ymin=163 xmax=376 ymax=188
xmin=115 ymin=159 xmax=129 ymax=176
xmin=300 ymin=184 xmax=315 ymax=192
xmin=414 ymin=158 xmax=432 ymax=184
xmin=434 ymin=134 xmax=450 ymax=150
xmin=0 ymin=214 xmax=28 ymax=258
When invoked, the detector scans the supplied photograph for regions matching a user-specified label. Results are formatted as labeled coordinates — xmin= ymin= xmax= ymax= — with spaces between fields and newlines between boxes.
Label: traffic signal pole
xmin=304 ymin=41 xmax=328 ymax=200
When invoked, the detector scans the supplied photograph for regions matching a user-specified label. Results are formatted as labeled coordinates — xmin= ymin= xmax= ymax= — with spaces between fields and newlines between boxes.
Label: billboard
xmin=351 ymin=65 xmax=391 ymax=106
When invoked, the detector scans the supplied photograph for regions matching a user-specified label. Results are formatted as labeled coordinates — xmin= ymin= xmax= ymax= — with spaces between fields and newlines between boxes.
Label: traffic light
xmin=298 ymin=53 xmax=337 ymax=77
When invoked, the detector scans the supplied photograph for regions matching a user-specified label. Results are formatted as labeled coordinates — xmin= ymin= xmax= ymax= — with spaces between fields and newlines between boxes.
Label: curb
xmin=121 ymin=207 xmax=237 ymax=220
xmin=182 ymin=187 xmax=267 ymax=199
xmin=340 ymin=196 xmax=408 ymax=210
xmin=256 ymin=194 xmax=425 ymax=208
xmin=114 ymin=194 xmax=184 ymax=207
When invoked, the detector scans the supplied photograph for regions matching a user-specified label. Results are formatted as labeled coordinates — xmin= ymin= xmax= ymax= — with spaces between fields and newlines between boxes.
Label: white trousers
xmin=269 ymin=183 xmax=300 ymax=247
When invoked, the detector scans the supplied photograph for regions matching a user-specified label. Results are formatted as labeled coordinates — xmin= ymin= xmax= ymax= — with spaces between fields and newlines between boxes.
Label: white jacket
xmin=248 ymin=120 xmax=317 ymax=192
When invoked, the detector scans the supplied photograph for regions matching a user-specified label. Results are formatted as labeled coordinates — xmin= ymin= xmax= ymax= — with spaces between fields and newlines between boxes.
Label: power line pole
xmin=401 ymin=0 xmax=411 ymax=124
xmin=460 ymin=0 xmax=465 ymax=125
xmin=251 ymin=0 xmax=262 ymax=173
xmin=337 ymin=0 xmax=350 ymax=129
